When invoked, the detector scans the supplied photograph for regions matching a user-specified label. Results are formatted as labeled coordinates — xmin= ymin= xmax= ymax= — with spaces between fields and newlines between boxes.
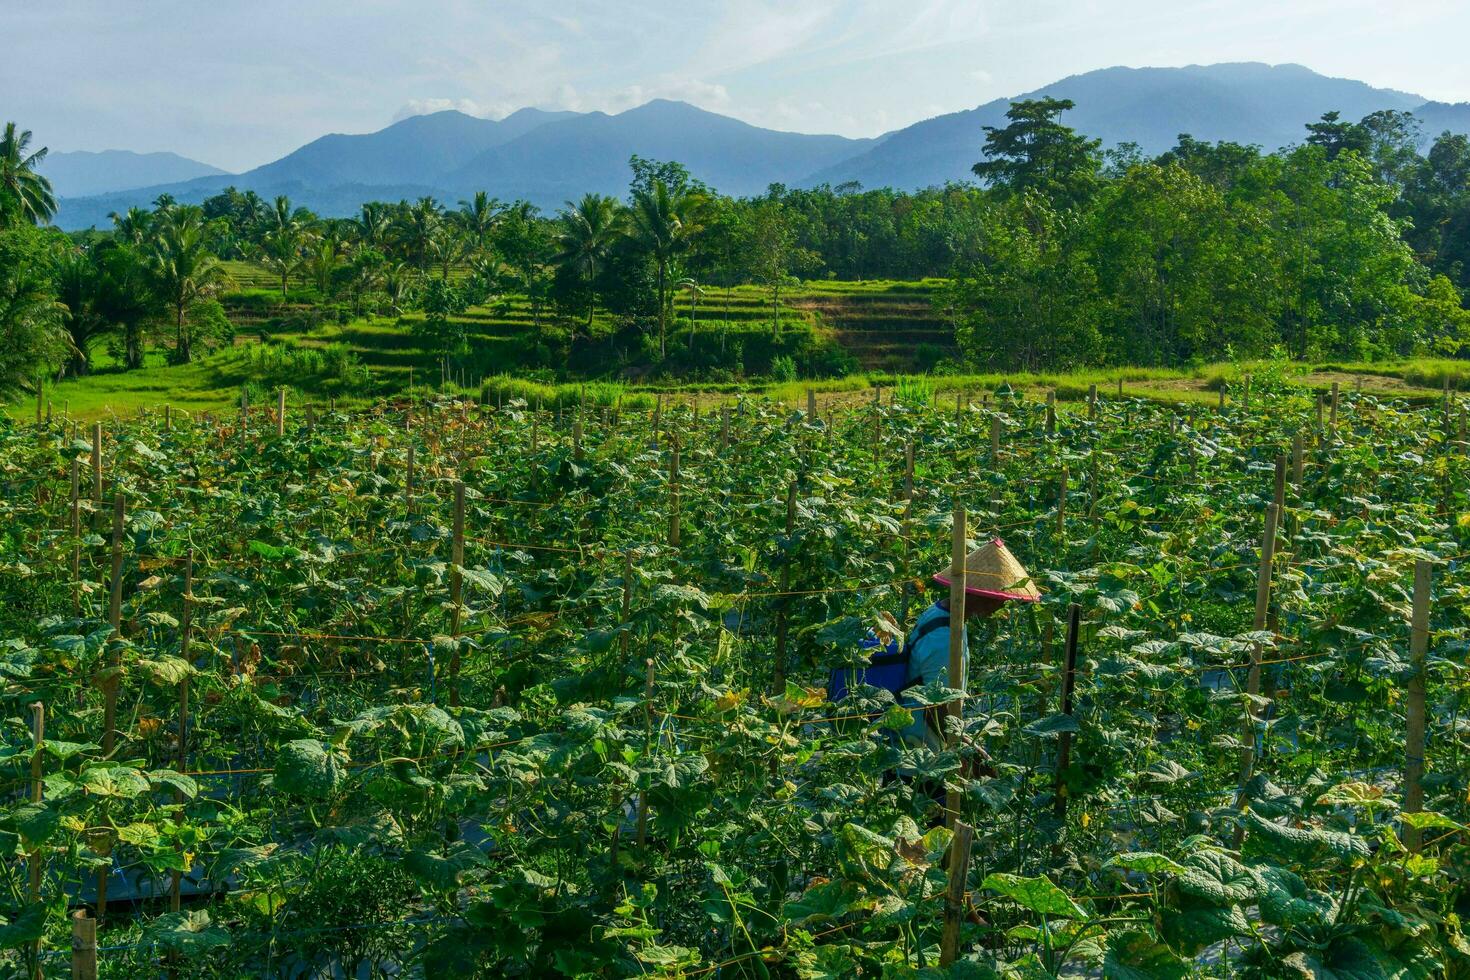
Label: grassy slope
xmin=12 ymin=264 xmax=1466 ymax=420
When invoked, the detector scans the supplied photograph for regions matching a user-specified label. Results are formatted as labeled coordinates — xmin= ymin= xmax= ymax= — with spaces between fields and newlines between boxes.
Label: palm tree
xmin=52 ymin=248 xmax=107 ymax=376
xmin=427 ymin=224 xmax=468 ymax=281
xmin=109 ymin=207 xmax=152 ymax=246
xmin=630 ymin=180 xmax=702 ymax=358
xmin=395 ymin=197 xmax=443 ymax=273
xmin=0 ymin=122 xmax=57 ymax=228
xmin=94 ymin=242 xmax=156 ymax=369
xmin=357 ymin=203 xmax=389 ymax=250
xmin=258 ymin=227 xmax=306 ymax=298
xmin=457 ymin=192 xmax=502 ymax=256
xmin=553 ymin=193 xmax=622 ymax=337
xmin=146 ymin=207 xmax=228 ymax=363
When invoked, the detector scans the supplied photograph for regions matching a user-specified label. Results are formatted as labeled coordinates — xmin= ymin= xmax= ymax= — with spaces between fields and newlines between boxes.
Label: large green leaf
xmin=980 ymin=872 xmax=1087 ymax=919
xmin=1103 ymin=930 xmax=1190 ymax=979
xmin=1159 ymin=902 xmax=1251 ymax=954
xmin=145 ymin=910 xmax=230 ymax=954
xmin=1243 ymin=811 xmax=1370 ymax=864
xmin=0 ymin=902 xmax=46 ymax=949
xmin=1257 ymin=864 xmax=1337 ymax=928
xmin=273 ymin=739 xmax=344 ymax=799
xmin=1175 ymin=850 xmax=1260 ymax=905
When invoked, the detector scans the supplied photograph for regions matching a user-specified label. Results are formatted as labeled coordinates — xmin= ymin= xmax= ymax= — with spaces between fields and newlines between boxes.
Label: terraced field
xmin=218 ymin=262 xmax=953 ymax=375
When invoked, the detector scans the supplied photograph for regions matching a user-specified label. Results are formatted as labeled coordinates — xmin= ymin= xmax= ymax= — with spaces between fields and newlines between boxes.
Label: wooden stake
xmin=102 ymin=491 xmax=125 ymax=756
xmin=69 ymin=458 xmax=81 ymax=617
xmin=1056 ymin=466 xmax=1068 ymax=540
xmin=1329 ymin=381 xmax=1340 ymax=436
xmin=172 ymin=554 xmax=193 ymax=913
xmin=939 ymin=820 xmax=974 ymax=966
xmin=1273 ymin=454 xmax=1286 ymax=513
xmin=90 ymin=422 xmax=103 ymax=509
xmin=1045 ymin=390 xmax=1056 ymax=437
xmin=636 ymin=658 xmax=655 ymax=846
xmin=807 ymin=387 xmax=816 ymax=422
xmin=1234 ymin=502 xmax=1279 ymax=846
xmin=1290 ymin=432 xmax=1305 ymax=485
xmin=276 ymin=387 xmax=286 ymax=437
xmin=775 ymin=481 xmax=796 ymax=692
xmin=989 ymin=416 xmax=1001 ymax=460
xmin=1087 ymin=383 xmax=1097 ymax=419
xmin=405 ymin=444 xmax=415 ymax=507
xmin=71 ymin=909 xmax=97 ymax=980
xmin=945 ymin=506 xmax=967 ymax=827
xmin=448 ymin=481 xmax=465 ymax=706
xmin=1052 ymin=603 xmax=1081 ymax=824
xmin=620 ymin=550 xmax=633 ymax=658
xmin=573 ymin=414 xmax=584 ymax=462
xmin=668 ymin=438 xmax=681 ymax=549
xmin=1218 ymin=385 xmax=1226 ymax=412
xmin=1403 ymin=559 xmax=1432 ymax=852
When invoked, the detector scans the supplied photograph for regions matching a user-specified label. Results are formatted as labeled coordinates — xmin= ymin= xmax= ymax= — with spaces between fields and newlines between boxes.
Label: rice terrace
xmin=5 ymin=3 xmax=1470 ymax=978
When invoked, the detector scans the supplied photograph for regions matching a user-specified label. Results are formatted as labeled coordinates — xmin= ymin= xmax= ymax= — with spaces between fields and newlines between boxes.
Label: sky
xmin=6 ymin=0 xmax=1470 ymax=172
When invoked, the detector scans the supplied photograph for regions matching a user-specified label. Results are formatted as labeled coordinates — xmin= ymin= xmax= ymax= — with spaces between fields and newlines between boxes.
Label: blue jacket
xmin=901 ymin=601 xmax=967 ymax=747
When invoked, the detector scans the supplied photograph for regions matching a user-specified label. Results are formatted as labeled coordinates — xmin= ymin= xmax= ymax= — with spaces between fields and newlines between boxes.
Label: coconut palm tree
xmin=258 ymin=227 xmax=307 ymax=298
xmin=52 ymin=248 xmax=108 ymax=376
xmin=357 ymin=203 xmax=389 ymax=251
xmin=395 ymin=197 xmax=443 ymax=273
xmin=553 ymin=193 xmax=622 ymax=337
xmin=630 ymin=180 xmax=702 ymax=358
xmin=0 ymin=122 xmax=57 ymax=228
xmin=109 ymin=207 xmax=153 ymax=246
xmin=94 ymin=242 xmax=156 ymax=370
xmin=457 ymin=191 xmax=502 ymax=257
xmin=146 ymin=207 xmax=228 ymax=363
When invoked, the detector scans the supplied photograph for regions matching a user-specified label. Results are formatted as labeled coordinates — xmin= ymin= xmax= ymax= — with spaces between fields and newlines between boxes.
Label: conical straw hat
xmin=932 ymin=537 xmax=1041 ymax=602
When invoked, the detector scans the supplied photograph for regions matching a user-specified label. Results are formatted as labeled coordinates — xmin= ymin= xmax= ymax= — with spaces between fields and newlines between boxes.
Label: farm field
xmin=0 ymin=381 xmax=1467 ymax=977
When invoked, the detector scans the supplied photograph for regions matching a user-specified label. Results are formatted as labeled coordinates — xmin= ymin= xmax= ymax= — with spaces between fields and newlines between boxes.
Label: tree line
xmin=4 ymin=100 xmax=1470 ymax=394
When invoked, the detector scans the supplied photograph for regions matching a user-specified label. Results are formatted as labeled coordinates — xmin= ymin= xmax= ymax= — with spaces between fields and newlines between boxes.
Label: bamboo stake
xmin=807 ymin=387 xmax=816 ymax=422
xmin=775 ymin=481 xmax=796 ymax=692
xmin=27 ymin=701 xmax=44 ymax=943
xmin=102 ymin=491 xmax=125 ymax=755
xmin=1403 ymin=560 xmax=1432 ymax=852
xmin=668 ymin=438 xmax=681 ymax=549
xmin=1045 ymin=389 xmax=1056 ymax=437
xmin=90 ymin=422 xmax=103 ymax=510
xmin=1234 ymin=502 xmax=1279 ymax=847
xmin=1329 ymin=381 xmax=1340 ymax=436
xmin=1053 ymin=603 xmax=1081 ymax=826
xmin=636 ymin=658 xmax=655 ymax=846
xmin=1273 ymin=454 xmax=1286 ymax=513
xmin=70 ymin=458 xmax=81 ymax=617
xmin=989 ymin=416 xmax=1001 ymax=460
xmin=276 ymin=387 xmax=286 ymax=437
xmin=945 ymin=506 xmax=966 ymax=828
xmin=449 ymin=481 xmax=465 ymax=707
xmin=166 ymin=555 xmax=195 ymax=918
xmin=940 ymin=820 xmax=974 ymax=966
xmin=71 ymin=909 xmax=97 ymax=980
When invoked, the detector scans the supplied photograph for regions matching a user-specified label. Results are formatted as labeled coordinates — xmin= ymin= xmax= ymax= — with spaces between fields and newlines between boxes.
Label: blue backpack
xmin=827 ymin=615 xmax=949 ymax=703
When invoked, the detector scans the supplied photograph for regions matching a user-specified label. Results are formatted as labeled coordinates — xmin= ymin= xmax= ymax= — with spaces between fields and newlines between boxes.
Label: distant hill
xmin=51 ymin=63 xmax=1470 ymax=229
xmin=802 ymin=63 xmax=1428 ymax=189
xmin=40 ymin=149 xmax=225 ymax=199
xmin=442 ymin=99 xmax=874 ymax=201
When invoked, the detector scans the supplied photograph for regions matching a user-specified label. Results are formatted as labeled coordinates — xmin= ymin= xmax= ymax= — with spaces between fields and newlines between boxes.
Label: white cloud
xmin=392 ymin=98 xmax=495 ymax=121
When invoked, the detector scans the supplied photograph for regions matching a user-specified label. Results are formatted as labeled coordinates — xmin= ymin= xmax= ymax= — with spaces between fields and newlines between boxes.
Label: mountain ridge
xmin=49 ymin=62 xmax=1470 ymax=229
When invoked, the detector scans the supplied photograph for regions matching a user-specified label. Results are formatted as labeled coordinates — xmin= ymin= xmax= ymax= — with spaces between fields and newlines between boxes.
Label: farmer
xmin=899 ymin=537 xmax=1041 ymax=750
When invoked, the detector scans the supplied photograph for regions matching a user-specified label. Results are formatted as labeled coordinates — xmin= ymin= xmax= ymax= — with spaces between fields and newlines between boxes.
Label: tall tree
xmin=396 ymin=197 xmax=444 ymax=273
xmin=972 ymin=99 xmax=1102 ymax=209
xmin=457 ymin=192 xmax=503 ymax=257
xmin=0 ymin=226 xmax=64 ymax=396
xmin=0 ymin=123 xmax=57 ymax=228
xmin=52 ymin=248 xmax=109 ymax=376
xmin=146 ymin=207 xmax=228 ymax=363
xmin=631 ymin=179 xmax=702 ymax=357
xmin=553 ymin=193 xmax=623 ymax=337
xmin=93 ymin=242 xmax=156 ymax=370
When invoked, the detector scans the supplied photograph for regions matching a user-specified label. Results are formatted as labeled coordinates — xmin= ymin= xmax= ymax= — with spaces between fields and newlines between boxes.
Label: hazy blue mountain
xmin=442 ymin=99 xmax=874 ymax=203
xmin=802 ymin=63 xmax=1429 ymax=189
xmin=52 ymin=63 xmax=1470 ymax=229
xmin=247 ymin=108 xmax=580 ymax=188
xmin=53 ymin=108 xmax=580 ymax=228
xmin=1413 ymin=101 xmax=1470 ymax=142
xmin=39 ymin=149 xmax=225 ymax=198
